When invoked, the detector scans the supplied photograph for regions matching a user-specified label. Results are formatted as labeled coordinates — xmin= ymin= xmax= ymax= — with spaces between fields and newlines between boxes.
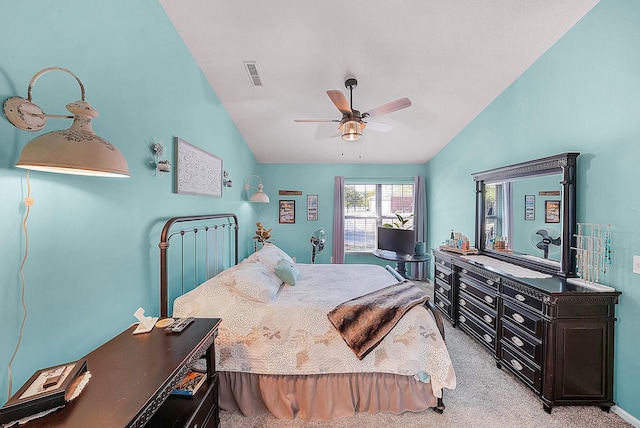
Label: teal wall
xmin=256 ymin=163 xmax=426 ymax=266
xmin=0 ymin=0 xmax=263 ymax=405
xmin=426 ymin=0 xmax=639 ymax=418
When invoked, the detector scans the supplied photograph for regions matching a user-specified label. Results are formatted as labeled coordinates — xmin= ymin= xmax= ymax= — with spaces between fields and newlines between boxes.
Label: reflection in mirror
xmin=473 ymin=153 xmax=579 ymax=277
xmin=484 ymin=175 xmax=564 ymax=265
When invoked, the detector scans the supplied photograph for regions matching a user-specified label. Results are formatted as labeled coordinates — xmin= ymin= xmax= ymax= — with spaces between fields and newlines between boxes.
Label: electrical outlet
xmin=634 ymin=255 xmax=640 ymax=274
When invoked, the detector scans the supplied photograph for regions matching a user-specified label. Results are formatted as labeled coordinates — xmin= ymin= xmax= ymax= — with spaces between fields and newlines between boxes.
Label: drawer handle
xmin=511 ymin=336 xmax=524 ymax=347
xmin=462 ymin=269 xmax=468 ymax=274
xmin=459 ymin=315 xmax=467 ymax=323
xmin=438 ymin=301 xmax=445 ymax=308
xmin=484 ymin=295 xmax=494 ymax=304
xmin=483 ymin=314 xmax=493 ymax=324
xmin=440 ymin=260 xmax=445 ymax=265
xmin=512 ymin=313 xmax=525 ymax=324
xmin=486 ymin=279 xmax=495 ymax=286
xmin=459 ymin=299 xmax=466 ymax=306
xmin=460 ymin=282 xmax=468 ymax=290
xmin=515 ymin=294 xmax=526 ymax=302
xmin=438 ymin=272 xmax=445 ymax=279
xmin=510 ymin=359 xmax=524 ymax=371
xmin=438 ymin=287 xmax=445 ymax=294
xmin=483 ymin=334 xmax=492 ymax=343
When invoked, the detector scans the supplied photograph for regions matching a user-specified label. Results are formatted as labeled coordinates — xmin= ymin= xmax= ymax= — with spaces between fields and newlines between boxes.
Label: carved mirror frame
xmin=472 ymin=153 xmax=579 ymax=277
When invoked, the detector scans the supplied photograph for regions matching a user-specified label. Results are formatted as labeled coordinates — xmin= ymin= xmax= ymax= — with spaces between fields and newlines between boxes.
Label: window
xmin=344 ymin=183 xmax=414 ymax=252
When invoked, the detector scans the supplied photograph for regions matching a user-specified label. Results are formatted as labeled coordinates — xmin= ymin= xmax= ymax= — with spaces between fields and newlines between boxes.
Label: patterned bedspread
xmin=172 ymin=263 xmax=456 ymax=397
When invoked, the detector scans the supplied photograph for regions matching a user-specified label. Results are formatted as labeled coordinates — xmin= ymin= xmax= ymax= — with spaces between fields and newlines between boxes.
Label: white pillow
xmin=229 ymin=260 xmax=283 ymax=303
xmin=246 ymin=243 xmax=294 ymax=271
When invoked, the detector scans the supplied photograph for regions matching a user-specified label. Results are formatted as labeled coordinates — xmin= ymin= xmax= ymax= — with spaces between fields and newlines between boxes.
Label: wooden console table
xmin=24 ymin=318 xmax=221 ymax=428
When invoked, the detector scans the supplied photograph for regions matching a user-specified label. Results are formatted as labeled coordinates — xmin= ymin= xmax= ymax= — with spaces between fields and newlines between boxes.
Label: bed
xmin=158 ymin=214 xmax=456 ymax=420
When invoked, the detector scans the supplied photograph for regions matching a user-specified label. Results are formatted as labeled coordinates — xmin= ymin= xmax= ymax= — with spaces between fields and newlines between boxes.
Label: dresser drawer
xmin=434 ymin=257 xmax=453 ymax=270
xmin=434 ymin=293 xmax=453 ymax=320
xmin=434 ymin=279 xmax=452 ymax=301
xmin=459 ymin=292 xmax=497 ymax=330
xmin=502 ymin=300 xmax=543 ymax=339
xmin=459 ymin=267 xmax=498 ymax=289
xmin=501 ymin=322 xmax=542 ymax=365
xmin=458 ymin=278 xmax=498 ymax=310
xmin=502 ymin=283 xmax=543 ymax=313
xmin=501 ymin=345 xmax=542 ymax=393
xmin=434 ymin=267 xmax=451 ymax=285
xmin=458 ymin=309 xmax=496 ymax=350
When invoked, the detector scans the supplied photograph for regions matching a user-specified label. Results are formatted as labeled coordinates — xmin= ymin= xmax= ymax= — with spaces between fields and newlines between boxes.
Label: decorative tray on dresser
xmin=432 ymin=249 xmax=621 ymax=413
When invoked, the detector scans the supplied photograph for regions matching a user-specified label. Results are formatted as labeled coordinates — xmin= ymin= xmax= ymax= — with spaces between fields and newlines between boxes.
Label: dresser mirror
xmin=472 ymin=153 xmax=579 ymax=277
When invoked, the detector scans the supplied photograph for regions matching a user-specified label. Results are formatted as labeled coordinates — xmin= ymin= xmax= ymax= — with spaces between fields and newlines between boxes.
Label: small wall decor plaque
xmin=525 ymin=195 xmax=535 ymax=220
xmin=545 ymin=200 xmax=561 ymax=223
xmin=279 ymin=200 xmax=295 ymax=224
xmin=175 ymin=137 xmax=222 ymax=197
xmin=307 ymin=194 xmax=318 ymax=221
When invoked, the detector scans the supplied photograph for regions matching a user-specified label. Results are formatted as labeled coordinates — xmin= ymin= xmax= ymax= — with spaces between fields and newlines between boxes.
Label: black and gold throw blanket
xmin=327 ymin=280 xmax=428 ymax=360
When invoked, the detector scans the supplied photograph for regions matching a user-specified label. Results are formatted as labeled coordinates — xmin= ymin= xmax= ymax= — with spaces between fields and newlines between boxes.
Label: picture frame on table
xmin=174 ymin=137 xmax=223 ymax=197
xmin=279 ymin=200 xmax=295 ymax=224
xmin=0 ymin=359 xmax=88 ymax=425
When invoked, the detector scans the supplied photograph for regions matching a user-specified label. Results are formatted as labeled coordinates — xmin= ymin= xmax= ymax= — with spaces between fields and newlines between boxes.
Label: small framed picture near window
xmin=545 ymin=200 xmax=561 ymax=223
xmin=175 ymin=137 xmax=222 ymax=197
xmin=279 ymin=200 xmax=295 ymax=224
xmin=524 ymin=195 xmax=535 ymax=220
xmin=307 ymin=194 xmax=318 ymax=221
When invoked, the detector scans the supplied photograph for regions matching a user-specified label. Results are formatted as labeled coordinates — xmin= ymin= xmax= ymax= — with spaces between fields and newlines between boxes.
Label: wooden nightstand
xmin=24 ymin=318 xmax=221 ymax=428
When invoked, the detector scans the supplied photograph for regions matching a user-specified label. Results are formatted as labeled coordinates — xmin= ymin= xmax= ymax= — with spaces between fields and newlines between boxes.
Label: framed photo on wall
xmin=545 ymin=200 xmax=561 ymax=223
xmin=175 ymin=137 xmax=223 ymax=197
xmin=279 ymin=200 xmax=295 ymax=224
xmin=307 ymin=195 xmax=318 ymax=221
xmin=524 ymin=195 xmax=535 ymax=220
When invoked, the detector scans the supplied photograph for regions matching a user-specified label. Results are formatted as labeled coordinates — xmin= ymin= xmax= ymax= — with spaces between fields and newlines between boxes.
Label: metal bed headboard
xmin=159 ymin=213 xmax=238 ymax=317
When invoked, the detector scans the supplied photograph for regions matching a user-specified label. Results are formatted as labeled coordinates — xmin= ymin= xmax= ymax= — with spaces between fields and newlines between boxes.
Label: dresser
xmin=24 ymin=318 xmax=221 ymax=428
xmin=433 ymin=249 xmax=621 ymax=413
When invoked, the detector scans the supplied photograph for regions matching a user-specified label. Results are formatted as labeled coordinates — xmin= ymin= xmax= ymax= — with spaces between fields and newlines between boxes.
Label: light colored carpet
xmin=219 ymin=281 xmax=631 ymax=428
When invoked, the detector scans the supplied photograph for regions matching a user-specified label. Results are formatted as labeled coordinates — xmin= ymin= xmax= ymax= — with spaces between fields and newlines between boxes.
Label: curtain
xmin=410 ymin=176 xmax=427 ymax=280
xmin=503 ymin=182 xmax=513 ymax=248
xmin=332 ymin=176 xmax=345 ymax=264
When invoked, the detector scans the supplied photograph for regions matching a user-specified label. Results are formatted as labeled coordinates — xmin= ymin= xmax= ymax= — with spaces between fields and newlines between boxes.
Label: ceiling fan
xmin=294 ymin=78 xmax=411 ymax=141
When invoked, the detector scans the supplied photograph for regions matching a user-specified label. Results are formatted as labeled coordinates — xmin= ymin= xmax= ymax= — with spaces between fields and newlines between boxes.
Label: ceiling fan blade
xmin=364 ymin=121 xmax=393 ymax=132
xmin=294 ymin=119 xmax=340 ymax=123
xmin=363 ymin=97 xmax=412 ymax=118
xmin=326 ymin=90 xmax=352 ymax=115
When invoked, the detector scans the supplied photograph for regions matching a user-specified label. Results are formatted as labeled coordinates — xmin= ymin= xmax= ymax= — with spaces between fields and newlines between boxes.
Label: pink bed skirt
xmin=219 ymin=371 xmax=438 ymax=421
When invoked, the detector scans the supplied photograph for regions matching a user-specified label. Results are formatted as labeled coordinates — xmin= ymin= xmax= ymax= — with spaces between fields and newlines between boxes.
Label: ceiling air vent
xmin=243 ymin=61 xmax=262 ymax=87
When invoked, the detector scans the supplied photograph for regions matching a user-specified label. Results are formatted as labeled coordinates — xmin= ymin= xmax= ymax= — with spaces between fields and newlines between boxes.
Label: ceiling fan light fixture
xmin=340 ymin=120 xmax=364 ymax=141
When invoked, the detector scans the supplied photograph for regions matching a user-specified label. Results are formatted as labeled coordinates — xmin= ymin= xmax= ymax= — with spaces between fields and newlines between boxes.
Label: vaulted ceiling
xmin=159 ymin=0 xmax=599 ymax=164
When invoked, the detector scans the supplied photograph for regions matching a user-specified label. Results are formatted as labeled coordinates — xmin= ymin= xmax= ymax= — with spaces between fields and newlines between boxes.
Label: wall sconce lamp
xmin=244 ymin=175 xmax=269 ymax=203
xmin=3 ymin=67 xmax=130 ymax=178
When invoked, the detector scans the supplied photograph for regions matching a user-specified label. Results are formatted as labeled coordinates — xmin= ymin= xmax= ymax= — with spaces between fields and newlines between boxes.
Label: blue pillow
xmin=274 ymin=259 xmax=300 ymax=285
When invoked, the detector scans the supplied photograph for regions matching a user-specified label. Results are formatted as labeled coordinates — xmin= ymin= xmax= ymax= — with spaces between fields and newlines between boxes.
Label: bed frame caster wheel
xmin=433 ymin=397 xmax=445 ymax=414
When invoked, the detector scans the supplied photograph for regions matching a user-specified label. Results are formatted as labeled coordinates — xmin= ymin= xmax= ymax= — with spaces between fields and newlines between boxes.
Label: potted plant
xmin=383 ymin=213 xmax=414 ymax=229
xmin=252 ymin=222 xmax=272 ymax=251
